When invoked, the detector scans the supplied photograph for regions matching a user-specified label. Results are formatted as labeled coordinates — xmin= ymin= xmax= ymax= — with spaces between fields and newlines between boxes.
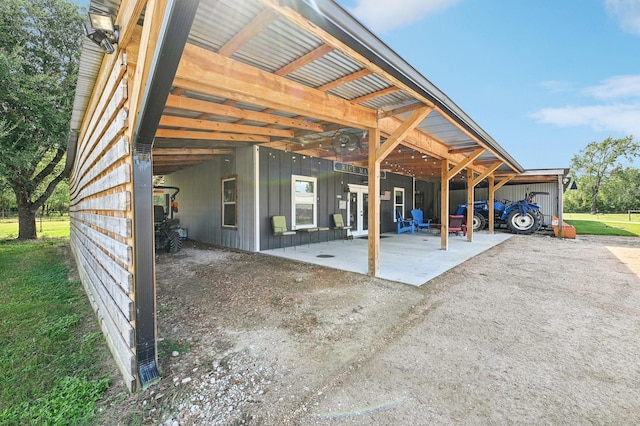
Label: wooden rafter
xmin=275 ymin=44 xmax=333 ymax=76
xmin=164 ymin=45 xmax=378 ymax=129
xmin=167 ymin=95 xmax=322 ymax=132
xmin=317 ymin=69 xmax=372 ymax=92
xmin=352 ymin=87 xmax=401 ymax=104
xmin=218 ymin=8 xmax=279 ymax=57
xmin=255 ymin=0 xmax=521 ymax=173
xmin=378 ymin=102 xmax=427 ymax=119
xmin=158 ymin=116 xmax=295 ymax=138
xmin=155 ymin=129 xmax=270 ymax=142
xmin=153 ymin=148 xmax=233 ymax=155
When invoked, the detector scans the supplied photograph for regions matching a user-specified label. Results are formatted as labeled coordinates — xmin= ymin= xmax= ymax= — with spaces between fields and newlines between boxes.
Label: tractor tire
xmin=534 ymin=210 xmax=544 ymax=231
xmin=472 ymin=212 xmax=486 ymax=231
xmin=506 ymin=209 xmax=539 ymax=234
xmin=167 ymin=231 xmax=182 ymax=253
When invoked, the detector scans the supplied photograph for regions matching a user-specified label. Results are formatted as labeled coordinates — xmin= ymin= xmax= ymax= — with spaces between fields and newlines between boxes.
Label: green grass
xmin=0 ymin=216 xmax=70 ymax=240
xmin=0 ymin=239 xmax=111 ymax=425
xmin=563 ymin=213 xmax=640 ymax=237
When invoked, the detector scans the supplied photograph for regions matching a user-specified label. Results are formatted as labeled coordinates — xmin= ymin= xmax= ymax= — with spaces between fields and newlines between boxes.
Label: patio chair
xmin=448 ymin=214 xmax=467 ymax=236
xmin=411 ymin=209 xmax=431 ymax=232
xmin=332 ymin=213 xmax=352 ymax=241
xmin=271 ymin=215 xmax=296 ymax=250
xmin=395 ymin=209 xmax=415 ymax=234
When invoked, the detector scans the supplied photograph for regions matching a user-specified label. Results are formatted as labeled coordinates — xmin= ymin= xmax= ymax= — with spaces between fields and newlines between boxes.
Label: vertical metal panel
xmin=234 ymin=146 xmax=257 ymax=251
xmin=451 ymin=182 xmax=558 ymax=225
xmin=496 ymin=183 xmax=558 ymax=225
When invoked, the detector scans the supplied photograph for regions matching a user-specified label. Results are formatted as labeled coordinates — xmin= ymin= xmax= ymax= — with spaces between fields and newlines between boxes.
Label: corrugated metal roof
xmin=72 ymin=0 xmax=524 ymax=177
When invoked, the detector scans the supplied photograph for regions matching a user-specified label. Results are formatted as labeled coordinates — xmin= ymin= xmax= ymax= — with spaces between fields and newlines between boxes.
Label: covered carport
xmin=69 ymin=0 xmax=524 ymax=390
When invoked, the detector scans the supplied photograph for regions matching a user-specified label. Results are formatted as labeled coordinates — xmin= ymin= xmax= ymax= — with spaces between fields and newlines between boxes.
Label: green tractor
xmin=153 ymin=186 xmax=182 ymax=253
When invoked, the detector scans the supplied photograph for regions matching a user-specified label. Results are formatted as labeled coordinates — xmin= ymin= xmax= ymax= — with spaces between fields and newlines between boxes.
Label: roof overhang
xmin=71 ymin=0 xmax=525 ymax=179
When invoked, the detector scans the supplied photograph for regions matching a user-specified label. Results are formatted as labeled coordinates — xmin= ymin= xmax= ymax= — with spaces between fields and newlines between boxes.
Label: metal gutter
xmin=132 ymin=0 xmax=200 ymax=389
xmin=290 ymin=0 xmax=524 ymax=173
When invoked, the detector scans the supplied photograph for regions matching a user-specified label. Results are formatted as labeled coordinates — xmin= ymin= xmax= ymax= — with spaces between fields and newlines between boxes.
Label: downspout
xmin=132 ymin=0 xmax=200 ymax=389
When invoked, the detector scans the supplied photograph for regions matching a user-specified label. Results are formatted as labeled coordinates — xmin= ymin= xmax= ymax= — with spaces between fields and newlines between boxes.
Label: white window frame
xmin=222 ymin=176 xmax=237 ymax=228
xmin=394 ymin=187 xmax=405 ymax=221
xmin=291 ymin=175 xmax=317 ymax=229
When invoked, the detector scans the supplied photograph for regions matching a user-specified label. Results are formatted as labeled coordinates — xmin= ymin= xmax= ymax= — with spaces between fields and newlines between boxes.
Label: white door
xmin=347 ymin=185 xmax=369 ymax=237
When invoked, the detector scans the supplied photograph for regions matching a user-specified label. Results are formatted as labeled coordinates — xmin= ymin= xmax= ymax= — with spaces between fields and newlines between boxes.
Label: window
xmin=394 ymin=187 xmax=405 ymax=221
xmin=222 ymin=176 xmax=237 ymax=228
xmin=291 ymin=175 xmax=317 ymax=229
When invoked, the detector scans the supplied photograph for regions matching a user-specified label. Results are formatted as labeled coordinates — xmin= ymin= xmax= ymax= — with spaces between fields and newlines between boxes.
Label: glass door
xmin=347 ymin=185 xmax=369 ymax=237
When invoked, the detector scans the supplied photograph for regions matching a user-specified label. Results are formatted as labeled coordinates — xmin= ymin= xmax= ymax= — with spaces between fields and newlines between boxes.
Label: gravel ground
xmin=98 ymin=234 xmax=640 ymax=425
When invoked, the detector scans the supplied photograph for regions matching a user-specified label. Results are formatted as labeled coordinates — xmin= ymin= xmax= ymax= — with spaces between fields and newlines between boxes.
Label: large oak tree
xmin=570 ymin=136 xmax=640 ymax=214
xmin=0 ymin=0 xmax=84 ymax=239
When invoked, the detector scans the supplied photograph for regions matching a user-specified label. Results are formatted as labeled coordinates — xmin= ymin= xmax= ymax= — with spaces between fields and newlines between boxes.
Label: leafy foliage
xmin=569 ymin=136 xmax=640 ymax=214
xmin=0 ymin=0 xmax=84 ymax=238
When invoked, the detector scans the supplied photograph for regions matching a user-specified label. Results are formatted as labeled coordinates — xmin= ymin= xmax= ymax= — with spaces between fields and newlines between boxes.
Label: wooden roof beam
xmin=352 ymin=87 xmax=401 ymax=104
xmin=159 ymin=116 xmax=295 ymax=138
xmin=165 ymin=95 xmax=325 ymax=132
xmin=378 ymin=102 xmax=427 ymax=119
xmin=172 ymin=45 xmax=377 ymax=129
xmin=218 ymin=8 xmax=279 ymax=56
xmin=155 ymin=129 xmax=270 ymax=142
xmin=153 ymin=148 xmax=233 ymax=155
xmin=276 ymin=44 xmax=333 ymax=76
xmin=317 ymin=68 xmax=372 ymax=92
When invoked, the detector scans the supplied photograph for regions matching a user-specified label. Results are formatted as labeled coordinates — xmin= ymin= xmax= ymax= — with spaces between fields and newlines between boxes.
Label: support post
xmin=488 ymin=175 xmax=495 ymax=234
xmin=440 ymin=159 xmax=450 ymax=250
xmin=368 ymin=127 xmax=381 ymax=277
xmin=557 ymin=174 xmax=564 ymax=238
xmin=466 ymin=168 xmax=474 ymax=242
xmin=130 ymin=0 xmax=200 ymax=389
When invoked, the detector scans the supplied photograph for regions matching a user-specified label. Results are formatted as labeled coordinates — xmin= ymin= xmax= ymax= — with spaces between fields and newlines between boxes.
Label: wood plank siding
xmin=69 ymin=53 xmax=136 ymax=390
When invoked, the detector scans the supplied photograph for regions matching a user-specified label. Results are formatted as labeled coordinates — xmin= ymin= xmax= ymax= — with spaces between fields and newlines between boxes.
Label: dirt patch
xmin=98 ymin=235 xmax=640 ymax=424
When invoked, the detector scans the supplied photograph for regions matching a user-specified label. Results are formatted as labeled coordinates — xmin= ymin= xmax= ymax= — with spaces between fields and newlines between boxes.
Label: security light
xmin=84 ymin=12 xmax=119 ymax=54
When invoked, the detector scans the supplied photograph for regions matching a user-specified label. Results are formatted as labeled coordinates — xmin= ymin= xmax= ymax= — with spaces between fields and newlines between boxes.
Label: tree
xmin=570 ymin=136 xmax=640 ymax=214
xmin=0 ymin=0 xmax=84 ymax=239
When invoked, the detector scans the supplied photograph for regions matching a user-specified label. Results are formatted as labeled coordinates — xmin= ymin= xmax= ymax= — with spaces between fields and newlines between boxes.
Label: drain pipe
xmin=132 ymin=0 xmax=200 ymax=389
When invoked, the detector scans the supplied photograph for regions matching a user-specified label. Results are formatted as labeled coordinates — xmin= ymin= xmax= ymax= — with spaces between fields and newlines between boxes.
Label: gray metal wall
xmin=258 ymin=147 xmax=413 ymax=250
xmin=163 ymin=146 xmax=257 ymax=251
xmin=449 ymin=182 xmax=560 ymax=225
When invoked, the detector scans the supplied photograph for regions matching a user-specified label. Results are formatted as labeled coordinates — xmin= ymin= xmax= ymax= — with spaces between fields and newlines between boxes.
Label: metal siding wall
xmin=258 ymin=148 xmax=416 ymax=248
xmin=496 ymin=183 xmax=558 ymax=225
xmin=234 ymin=146 xmax=256 ymax=251
xmin=449 ymin=183 xmax=558 ymax=224
xmin=164 ymin=157 xmax=220 ymax=246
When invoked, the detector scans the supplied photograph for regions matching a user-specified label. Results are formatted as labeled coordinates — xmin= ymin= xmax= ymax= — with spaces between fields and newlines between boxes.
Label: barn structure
xmin=68 ymin=0 xmax=567 ymax=390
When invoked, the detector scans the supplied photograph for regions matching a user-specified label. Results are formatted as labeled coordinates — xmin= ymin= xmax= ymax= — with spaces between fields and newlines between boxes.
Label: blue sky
xmin=335 ymin=0 xmax=640 ymax=170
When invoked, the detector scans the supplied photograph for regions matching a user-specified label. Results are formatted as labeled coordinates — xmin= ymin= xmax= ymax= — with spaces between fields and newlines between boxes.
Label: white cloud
xmin=582 ymin=75 xmax=640 ymax=99
xmin=348 ymin=0 xmax=463 ymax=33
xmin=605 ymin=0 xmax=640 ymax=35
xmin=531 ymin=103 xmax=640 ymax=135
xmin=531 ymin=74 xmax=640 ymax=136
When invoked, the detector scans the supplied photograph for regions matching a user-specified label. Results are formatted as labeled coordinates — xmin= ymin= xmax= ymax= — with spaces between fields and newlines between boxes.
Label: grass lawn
xmin=0 ymin=216 xmax=70 ymax=240
xmin=563 ymin=213 xmax=640 ymax=237
xmin=0 ymin=238 xmax=112 ymax=424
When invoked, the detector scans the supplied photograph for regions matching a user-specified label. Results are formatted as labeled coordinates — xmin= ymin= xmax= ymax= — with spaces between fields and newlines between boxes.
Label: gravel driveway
xmin=105 ymin=234 xmax=640 ymax=425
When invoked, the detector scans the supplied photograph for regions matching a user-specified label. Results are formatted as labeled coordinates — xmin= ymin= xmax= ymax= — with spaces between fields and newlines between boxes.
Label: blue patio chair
xmin=411 ymin=209 xmax=431 ymax=232
xmin=395 ymin=209 xmax=415 ymax=234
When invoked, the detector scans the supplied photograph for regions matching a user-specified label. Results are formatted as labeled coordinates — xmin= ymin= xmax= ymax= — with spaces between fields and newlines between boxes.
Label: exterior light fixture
xmin=84 ymin=12 xmax=119 ymax=54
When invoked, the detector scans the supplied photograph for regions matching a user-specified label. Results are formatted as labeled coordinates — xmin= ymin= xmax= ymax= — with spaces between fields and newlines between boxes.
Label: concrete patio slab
xmin=261 ymin=231 xmax=513 ymax=286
